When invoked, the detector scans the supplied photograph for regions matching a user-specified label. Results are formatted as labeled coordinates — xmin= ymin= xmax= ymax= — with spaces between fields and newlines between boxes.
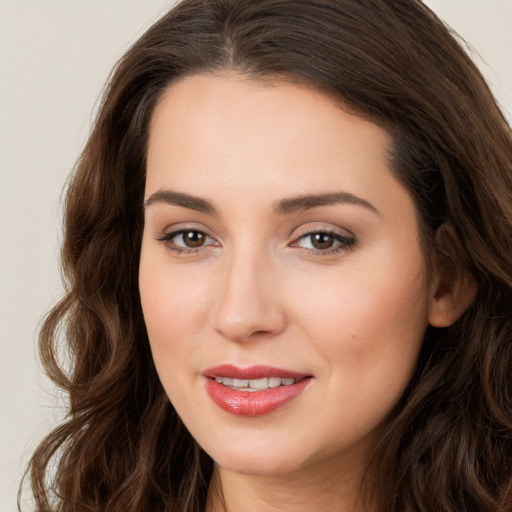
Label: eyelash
xmin=155 ymin=228 xmax=356 ymax=257
xmin=291 ymin=228 xmax=356 ymax=257
xmin=155 ymin=229 xmax=217 ymax=255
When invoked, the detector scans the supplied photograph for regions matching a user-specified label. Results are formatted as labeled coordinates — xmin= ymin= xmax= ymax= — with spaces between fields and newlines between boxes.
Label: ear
xmin=428 ymin=225 xmax=478 ymax=328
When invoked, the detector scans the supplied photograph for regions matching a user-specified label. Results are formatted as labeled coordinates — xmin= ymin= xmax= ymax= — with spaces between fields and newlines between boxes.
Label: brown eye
xmin=182 ymin=230 xmax=206 ymax=247
xmin=293 ymin=230 xmax=355 ymax=254
xmin=311 ymin=233 xmax=334 ymax=250
xmin=157 ymin=229 xmax=216 ymax=252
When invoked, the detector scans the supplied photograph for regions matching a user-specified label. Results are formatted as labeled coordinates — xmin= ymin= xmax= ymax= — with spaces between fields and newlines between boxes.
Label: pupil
xmin=184 ymin=231 xmax=204 ymax=247
xmin=312 ymin=233 xmax=333 ymax=250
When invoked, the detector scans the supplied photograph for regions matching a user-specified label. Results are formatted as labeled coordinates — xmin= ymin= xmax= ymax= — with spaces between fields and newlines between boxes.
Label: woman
xmin=24 ymin=0 xmax=512 ymax=511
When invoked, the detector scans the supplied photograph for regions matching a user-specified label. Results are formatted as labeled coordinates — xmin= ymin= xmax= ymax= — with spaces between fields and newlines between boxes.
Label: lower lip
xmin=204 ymin=378 xmax=310 ymax=416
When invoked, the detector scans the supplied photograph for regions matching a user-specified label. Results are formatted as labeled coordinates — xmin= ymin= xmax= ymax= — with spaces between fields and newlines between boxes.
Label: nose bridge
xmin=212 ymin=240 xmax=286 ymax=342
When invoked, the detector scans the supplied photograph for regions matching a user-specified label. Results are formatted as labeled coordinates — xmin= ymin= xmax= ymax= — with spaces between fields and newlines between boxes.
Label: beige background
xmin=1 ymin=1 xmax=511 ymax=510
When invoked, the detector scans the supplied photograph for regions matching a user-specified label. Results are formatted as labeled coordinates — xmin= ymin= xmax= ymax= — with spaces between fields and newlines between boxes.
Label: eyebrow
xmin=144 ymin=189 xmax=378 ymax=216
xmin=273 ymin=191 xmax=379 ymax=216
xmin=144 ymin=190 xmax=216 ymax=214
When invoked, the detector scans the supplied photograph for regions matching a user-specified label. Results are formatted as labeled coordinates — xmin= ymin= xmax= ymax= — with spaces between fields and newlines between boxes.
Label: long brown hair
xmin=23 ymin=1 xmax=512 ymax=511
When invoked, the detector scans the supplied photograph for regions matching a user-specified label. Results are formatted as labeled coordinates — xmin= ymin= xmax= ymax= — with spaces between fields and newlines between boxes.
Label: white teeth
xmin=248 ymin=378 xmax=269 ymax=390
xmin=268 ymin=377 xmax=282 ymax=388
xmin=214 ymin=376 xmax=298 ymax=390
xmin=215 ymin=376 xmax=233 ymax=386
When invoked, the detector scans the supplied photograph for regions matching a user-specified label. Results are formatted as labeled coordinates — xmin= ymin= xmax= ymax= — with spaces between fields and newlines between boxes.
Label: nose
xmin=211 ymin=249 xmax=287 ymax=343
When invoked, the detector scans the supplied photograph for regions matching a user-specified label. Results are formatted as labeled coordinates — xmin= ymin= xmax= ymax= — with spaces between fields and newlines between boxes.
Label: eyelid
xmin=153 ymin=222 xmax=355 ymax=256
xmin=156 ymin=221 xmax=217 ymax=239
xmin=289 ymin=224 xmax=356 ymax=255
xmin=155 ymin=224 xmax=220 ymax=254
xmin=158 ymin=229 xmax=215 ymax=244
xmin=292 ymin=222 xmax=354 ymax=238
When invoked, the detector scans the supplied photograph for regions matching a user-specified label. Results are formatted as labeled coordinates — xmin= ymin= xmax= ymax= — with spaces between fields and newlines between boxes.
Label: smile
xmin=214 ymin=376 xmax=298 ymax=391
xmin=203 ymin=365 xmax=312 ymax=416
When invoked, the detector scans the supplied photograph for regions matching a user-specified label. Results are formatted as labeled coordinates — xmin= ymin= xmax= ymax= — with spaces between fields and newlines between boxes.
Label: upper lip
xmin=203 ymin=364 xmax=310 ymax=380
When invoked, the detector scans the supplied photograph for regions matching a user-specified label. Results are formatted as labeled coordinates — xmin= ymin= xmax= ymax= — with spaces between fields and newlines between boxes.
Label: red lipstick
xmin=203 ymin=365 xmax=311 ymax=416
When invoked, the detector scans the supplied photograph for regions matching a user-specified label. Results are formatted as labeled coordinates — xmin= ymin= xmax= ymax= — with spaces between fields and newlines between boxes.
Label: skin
xmin=139 ymin=73 xmax=468 ymax=511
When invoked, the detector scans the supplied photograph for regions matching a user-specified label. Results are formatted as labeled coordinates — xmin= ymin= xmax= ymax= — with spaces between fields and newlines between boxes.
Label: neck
xmin=205 ymin=453 xmax=374 ymax=512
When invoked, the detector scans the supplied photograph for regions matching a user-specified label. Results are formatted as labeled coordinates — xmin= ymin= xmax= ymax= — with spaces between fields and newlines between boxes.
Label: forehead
xmin=148 ymin=72 xmax=390 ymax=147
xmin=146 ymin=73 xmax=394 ymax=199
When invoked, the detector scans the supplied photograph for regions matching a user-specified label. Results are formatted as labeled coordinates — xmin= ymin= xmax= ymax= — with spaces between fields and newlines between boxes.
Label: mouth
xmin=213 ymin=375 xmax=302 ymax=392
xmin=203 ymin=364 xmax=312 ymax=416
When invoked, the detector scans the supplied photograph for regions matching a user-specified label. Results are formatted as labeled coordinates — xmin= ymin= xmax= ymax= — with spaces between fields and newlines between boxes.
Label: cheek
xmin=138 ymin=248 xmax=212 ymax=375
xmin=139 ymin=253 xmax=215 ymax=425
xmin=140 ymin=254 xmax=207 ymax=329
xmin=283 ymin=255 xmax=429 ymax=448
xmin=287 ymin=246 xmax=430 ymax=391
xmin=292 ymin=267 xmax=427 ymax=340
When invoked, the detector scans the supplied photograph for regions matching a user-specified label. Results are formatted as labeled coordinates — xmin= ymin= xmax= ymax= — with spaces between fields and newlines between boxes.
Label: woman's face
xmin=140 ymin=73 xmax=434 ymax=477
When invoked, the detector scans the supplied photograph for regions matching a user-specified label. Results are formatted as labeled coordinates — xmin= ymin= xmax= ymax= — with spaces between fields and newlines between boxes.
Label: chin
xmin=202 ymin=435 xmax=316 ymax=477
xmin=214 ymin=453 xmax=305 ymax=476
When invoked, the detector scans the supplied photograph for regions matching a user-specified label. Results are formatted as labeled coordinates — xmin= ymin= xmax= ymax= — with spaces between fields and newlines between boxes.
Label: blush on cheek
xmin=140 ymin=257 xmax=211 ymax=332
xmin=292 ymin=264 xmax=428 ymax=368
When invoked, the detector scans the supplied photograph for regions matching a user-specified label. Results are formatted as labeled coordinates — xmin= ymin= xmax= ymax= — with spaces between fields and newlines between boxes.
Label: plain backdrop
xmin=1 ymin=1 xmax=511 ymax=510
